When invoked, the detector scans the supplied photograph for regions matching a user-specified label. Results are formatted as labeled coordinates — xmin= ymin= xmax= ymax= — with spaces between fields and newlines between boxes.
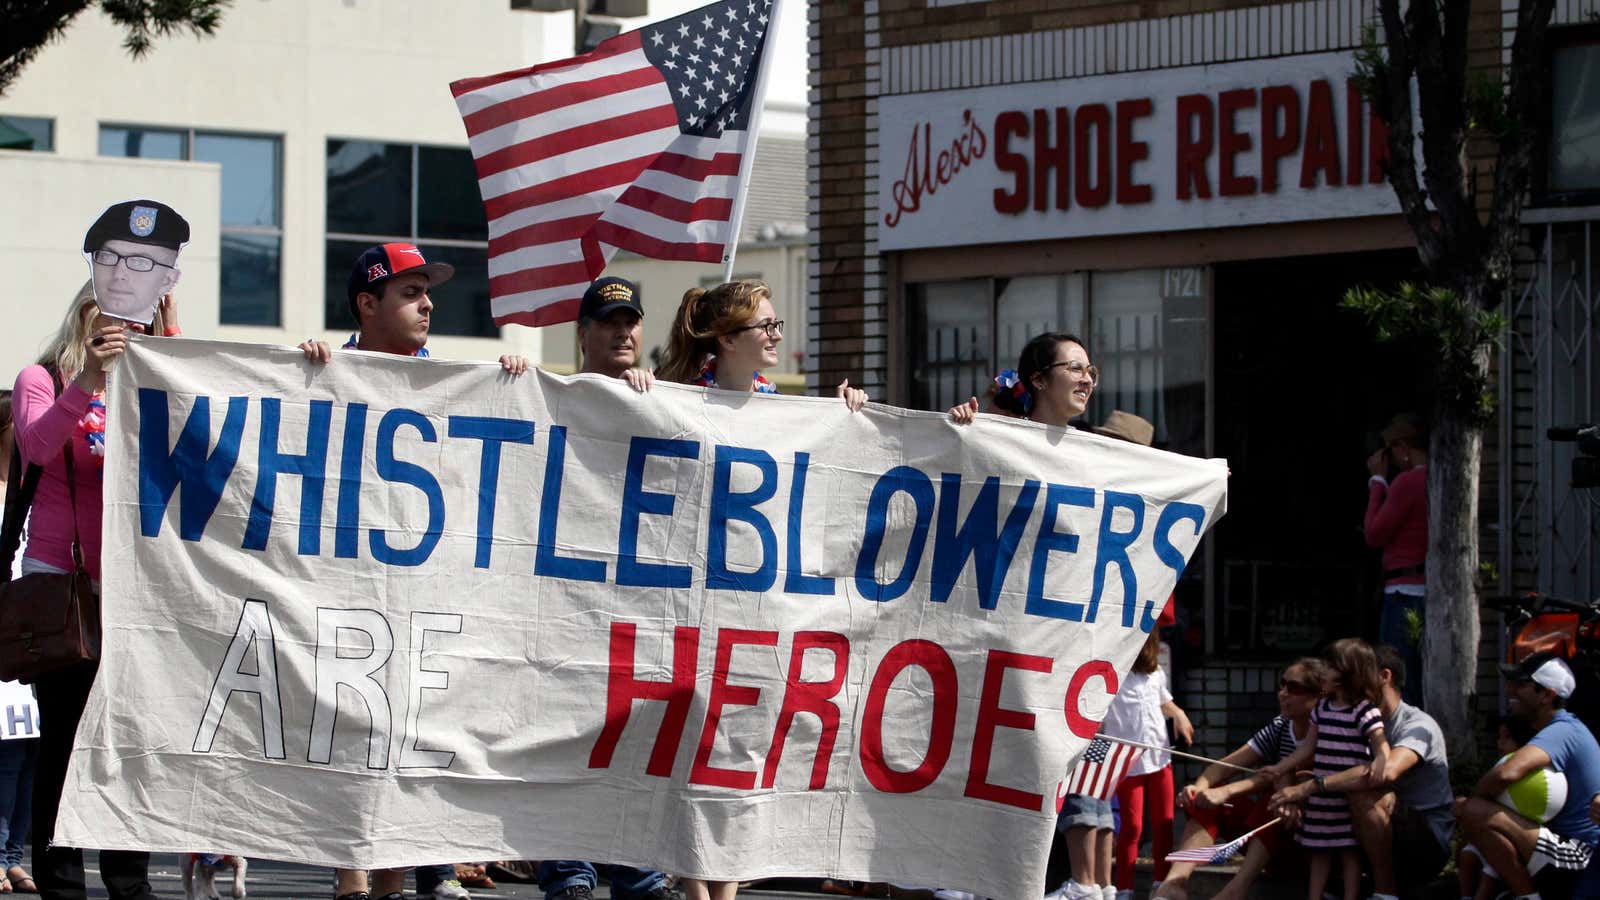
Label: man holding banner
xmin=302 ymin=242 xmax=529 ymax=900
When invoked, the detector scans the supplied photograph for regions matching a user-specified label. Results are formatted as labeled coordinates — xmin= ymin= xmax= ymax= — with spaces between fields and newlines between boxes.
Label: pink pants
xmin=1114 ymin=765 xmax=1175 ymax=888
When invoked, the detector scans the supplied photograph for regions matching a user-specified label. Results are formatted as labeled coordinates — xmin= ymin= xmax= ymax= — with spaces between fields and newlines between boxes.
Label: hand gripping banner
xmin=57 ymin=337 xmax=1227 ymax=899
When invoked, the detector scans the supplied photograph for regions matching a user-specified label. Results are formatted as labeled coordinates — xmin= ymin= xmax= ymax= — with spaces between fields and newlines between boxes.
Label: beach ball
xmin=1497 ymin=753 xmax=1569 ymax=823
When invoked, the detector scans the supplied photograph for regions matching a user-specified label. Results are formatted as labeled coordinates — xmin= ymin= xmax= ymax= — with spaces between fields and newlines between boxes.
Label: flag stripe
xmin=463 ymin=65 xmax=666 ymax=138
xmin=450 ymin=31 xmax=645 ymax=106
xmin=474 ymin=105 xmax=681 ymax=181
xmin=484 ymin=161 xmax=651 ymax=227
xmin=593 ymin=221 xmax=725 ymax=263
xmin=477 ymin=125 xmax=682 ymax=202
xmin=615 ymin=185 xmax=735 ymax=224
xmin=468 ymin=78 xmax=672 ymax=158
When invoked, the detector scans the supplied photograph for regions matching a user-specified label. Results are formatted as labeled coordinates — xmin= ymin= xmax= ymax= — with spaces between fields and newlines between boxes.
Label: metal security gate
xmin=1502 ymin=212 xmax=1600 ymax=606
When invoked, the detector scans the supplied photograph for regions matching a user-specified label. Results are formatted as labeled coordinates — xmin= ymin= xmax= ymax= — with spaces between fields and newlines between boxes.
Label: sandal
xmin=7 ymin=868 xmax=34 ymax=895
xmin=1 ymin=875 xmax=12 ymax=893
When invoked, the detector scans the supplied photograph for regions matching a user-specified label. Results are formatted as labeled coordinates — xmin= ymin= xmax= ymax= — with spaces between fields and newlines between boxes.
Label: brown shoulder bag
xmin=0 ymin=368 xmax=101 ymax=682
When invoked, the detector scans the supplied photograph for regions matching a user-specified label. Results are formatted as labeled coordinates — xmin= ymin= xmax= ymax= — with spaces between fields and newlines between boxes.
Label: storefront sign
xmin=878 ymin=51 xmax=1400 ymax=251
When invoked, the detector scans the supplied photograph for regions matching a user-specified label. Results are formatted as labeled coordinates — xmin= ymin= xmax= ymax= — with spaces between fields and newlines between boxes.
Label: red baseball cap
xmin=346 ymin=243 xmax=454 ymax=316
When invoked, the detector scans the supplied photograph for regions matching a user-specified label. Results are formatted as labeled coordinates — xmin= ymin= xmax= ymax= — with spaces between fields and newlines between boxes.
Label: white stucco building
xmin=0 ymin=0 xmax=809 ymax=382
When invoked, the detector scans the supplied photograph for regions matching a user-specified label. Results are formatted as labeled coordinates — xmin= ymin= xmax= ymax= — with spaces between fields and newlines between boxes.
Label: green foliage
xmin=99 ymin=0 xmax=230 ymax=58
xmin=1351 ymin=22 xmax=1386 ymax=109
xmin=1466 ymin=71 xmax=1511 ymax=138
xmin=1342 ymin=282 xmax=1507 ymax=425
xmin=1402 ymin=607 xmax=1424 ymax=647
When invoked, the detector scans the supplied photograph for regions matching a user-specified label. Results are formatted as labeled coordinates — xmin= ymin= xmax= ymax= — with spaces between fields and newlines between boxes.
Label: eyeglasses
xmin=1279 ymin=678 xmax=1317 ymax=695
xmin=92 ymin=248 xmax=175 ymax=273
xmin=736 ymin=319 xmax=784 ymax=338
xmin=1042 ymin=360 xmax=1100 ymax=385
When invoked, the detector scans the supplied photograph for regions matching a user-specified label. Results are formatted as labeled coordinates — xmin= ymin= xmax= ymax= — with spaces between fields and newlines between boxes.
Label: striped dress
xmin=1297 ymin=697 xmax=1384 ymax=849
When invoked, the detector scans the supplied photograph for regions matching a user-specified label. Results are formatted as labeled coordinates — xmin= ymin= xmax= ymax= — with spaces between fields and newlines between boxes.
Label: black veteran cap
xmin=579 ymin=276 xmax=644 ymax=321
xmin=83 ymin=200 xmax=190 ymax=252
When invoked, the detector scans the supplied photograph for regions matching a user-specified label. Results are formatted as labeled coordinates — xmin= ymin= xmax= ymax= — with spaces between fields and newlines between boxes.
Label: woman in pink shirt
xmin=1364 ymin=414 xmax=1429 ymax=707
xmin=16 ymin=279 xmax=177 ymax=900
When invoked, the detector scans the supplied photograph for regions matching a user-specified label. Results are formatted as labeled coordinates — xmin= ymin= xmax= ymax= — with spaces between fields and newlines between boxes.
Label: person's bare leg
xmin=1455 ymin=797 xmax=1540 ymax=897
xmin=1457 ymin=847 xmax=1483 ymax=899
xmin=682 ymin=879 xmax=711 ymax=900
xmin=372 ymin=868 xmax=406 ymax=897
xmin=1305 ymin=851 xmax=1330 ymax=900
xmin=1061 ymin=826 xmax=1097 ymax=887
xmin=335 ymin=869 xmax=368 ymax=897
xmin=708 ymin=879 xmax=739 ymax=900
xmin=1349 ymin=789 xmax=1398 ymax=895
xmin=1209 ymin=838 xmax=1273 ymax=900
xmin=1339 ymin=850 xmax=1361 ymax=900
xmin=1095 ymin=828 xmax=1115 ymax=888
xmin=1153 ymin=819 xmax=1214 ymax=899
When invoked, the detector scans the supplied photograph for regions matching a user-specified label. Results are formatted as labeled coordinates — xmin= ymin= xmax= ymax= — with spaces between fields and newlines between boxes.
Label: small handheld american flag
xmin=1164 ymin=817 xmax=1283 ymax=864
xmin=1062 ymin=736 xmax=1141 ymax=802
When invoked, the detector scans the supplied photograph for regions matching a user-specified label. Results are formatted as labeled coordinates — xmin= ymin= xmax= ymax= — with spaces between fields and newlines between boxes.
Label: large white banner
xmin=59 ymin=338 xmax=1226 ymax=899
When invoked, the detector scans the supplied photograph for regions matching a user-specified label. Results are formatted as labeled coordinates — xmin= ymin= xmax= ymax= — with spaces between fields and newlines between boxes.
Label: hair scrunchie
xmin=992 ymin=368 xmax=1032 ymax=416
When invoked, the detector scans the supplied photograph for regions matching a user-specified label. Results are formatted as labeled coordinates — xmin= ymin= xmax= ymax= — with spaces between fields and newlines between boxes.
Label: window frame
xmin=0 ymin=114 xmax=55 ymax=152
xmin=323 ymin=137 xmax=496 ymax=338
xmin=1537 ymin=24 xmax=1600 ymax=206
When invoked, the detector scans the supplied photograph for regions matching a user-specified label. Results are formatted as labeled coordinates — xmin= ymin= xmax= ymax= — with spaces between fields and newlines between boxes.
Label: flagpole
xmin=1096 ymin=734 xmax=1260 ymax=775
xmin=721 ymin=0 xmax=783 ymax=282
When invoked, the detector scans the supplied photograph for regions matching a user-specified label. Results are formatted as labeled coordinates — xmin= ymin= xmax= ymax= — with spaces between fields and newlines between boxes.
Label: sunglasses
xmin=1279 ymin=678 xmax=1317 ymax=696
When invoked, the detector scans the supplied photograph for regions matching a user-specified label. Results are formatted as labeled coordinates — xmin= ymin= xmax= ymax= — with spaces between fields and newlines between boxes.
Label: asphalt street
xmin=69 ymin=853 xmax=829 ymax=900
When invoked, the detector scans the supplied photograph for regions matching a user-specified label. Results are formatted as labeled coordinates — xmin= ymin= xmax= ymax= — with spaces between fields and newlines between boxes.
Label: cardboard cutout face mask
xmin=81 ymin=200 xmax=190 ymax=324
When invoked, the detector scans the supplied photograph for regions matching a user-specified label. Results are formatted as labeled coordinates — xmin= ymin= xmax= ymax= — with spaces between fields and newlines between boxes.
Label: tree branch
xmin=1409 ymin=0 xmax=1481 ymax=287
xmin=1375 ymin=0 xmax=1445 ymax=271
xmin=1484 ymin=0 xmax=1555 ymax=308
xmin=0 ymin=0 xmax=92 ymax=97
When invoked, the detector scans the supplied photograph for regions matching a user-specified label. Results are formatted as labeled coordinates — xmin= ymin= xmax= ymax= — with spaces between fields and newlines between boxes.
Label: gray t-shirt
xmin=1386 ymin=701 xmax=1454 ymax=849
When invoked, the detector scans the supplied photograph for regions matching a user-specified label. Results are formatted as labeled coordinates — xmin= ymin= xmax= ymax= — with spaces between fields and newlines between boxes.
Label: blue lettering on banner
xmin=784 ymin=452 xmax=834 ymax=596
xmin=707 ymin=445 xmax=778 ymax=592
xmin=931 ymin=475 xmax=1040 ymax=609
xmin=535 ymin=425 xmax=605 ymax=583
xmin=1024 ymin=483 xmax=1096 ymax=621
xmin=449 ymin=416 xmax=535 ymax=569
xmin=855 ymin=466 xmax=935 ymax=602
xmin=1148 ymin=501 xmax=1206 ymax=632
xmin=334 ymin=403 xmax=368 ymax=560
xmin=138 ymin=389 xmax=248 ymax=540
xmin=1091 ymin=491 xmax=1144 ymax=628
xmin=370 ymin=408 xmax=444 ymax=567
xmin=243 ymin=398 xmax=332 ymax=554
xmin=617 ymin=437 xmax=698 ymax=589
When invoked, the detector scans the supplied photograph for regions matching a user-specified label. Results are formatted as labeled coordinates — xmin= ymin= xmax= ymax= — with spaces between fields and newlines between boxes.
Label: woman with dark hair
xmin=16 ymin=281 xmax=178 ymax=900
xmin=659 ymin=280 xmax=866 ymax=409
xmin=1155 ymin=657 xmax=1332 ymax=900
xmin=947 ymin=332 xmax=1097 ymax=427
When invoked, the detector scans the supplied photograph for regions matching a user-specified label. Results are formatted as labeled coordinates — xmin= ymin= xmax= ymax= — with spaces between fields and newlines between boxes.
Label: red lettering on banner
xmin=587 ymin=622 xmax=699 ymax=777
xmin=1035 ymin=107 xmax=1070 ymax=211
xmin=1064 ymin=659 xmax=1118 ymax=738
xmin=691 ymin=628 xmax=780 ymax=788
xmin=1217 ymin=88 xmax=1257 ymax=196
xmin=1259 ymin=85 xmax=1300 ymax=193
xmin=993 ymin=111 xmax=1030 ymax=214
xmin=964 ymin=649 xmax=1053 ymax=811
xmin=762 ymin=631 xmax=850 ymax=790
xmin=1073 ymin=103 xmax=1112 ymax=208
xmin=1302 ymin=79 xmax=1343 ymax=189
xmin=1114 ymin=98 xmax=1153 ymax=204
xmin=860 ymin=639 xmax=959 ymax=794
xmin=1175 ymin=94 xmax=1213 ymax=200
xmin=885 ymin=110 xmax=988 ymax=228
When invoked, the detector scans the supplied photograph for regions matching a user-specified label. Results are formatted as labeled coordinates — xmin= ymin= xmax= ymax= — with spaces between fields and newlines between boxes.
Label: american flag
xmin=450 ymin=0 xmax=775 ymax=327
xmin=1062 ymin=736 xmax=1141 ymax=801
xmin=1164 ymin=818 xmax=1282 ymax=864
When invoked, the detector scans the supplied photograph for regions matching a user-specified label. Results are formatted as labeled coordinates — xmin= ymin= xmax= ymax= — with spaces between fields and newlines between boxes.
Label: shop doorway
xmin=1204 ymin=248 xmax=1430 ymax=658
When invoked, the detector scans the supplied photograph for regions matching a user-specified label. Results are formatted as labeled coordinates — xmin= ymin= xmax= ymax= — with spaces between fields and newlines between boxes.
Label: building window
xmin=99 ymin=125 xmax=283 ymax=326
xmin=0 ymin=115 xmax=53 ymax=151
xmin=1550 ymin=38 xmax=1600 ymax=195
xmin=325 ymin=139 xmax=496 ymax=338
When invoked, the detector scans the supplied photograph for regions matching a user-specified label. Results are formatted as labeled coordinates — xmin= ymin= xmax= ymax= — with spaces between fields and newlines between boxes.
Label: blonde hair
xmin=37 ymin=279 xmax=170 ymax=380
xmin=657 ymin=280 xmax=771 ymax=384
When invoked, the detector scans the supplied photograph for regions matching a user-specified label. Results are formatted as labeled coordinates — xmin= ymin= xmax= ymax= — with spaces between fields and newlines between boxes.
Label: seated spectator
xmin=1454 ymin=652 xmax=1600 ymax=900
xmin=1155 ymin=656 xmax=1330 ymax=900
xmin=1459 ymin=717 xmax=1537 ymax=900
xmin=1270 ymin=643 xmax=1452 ymax=900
